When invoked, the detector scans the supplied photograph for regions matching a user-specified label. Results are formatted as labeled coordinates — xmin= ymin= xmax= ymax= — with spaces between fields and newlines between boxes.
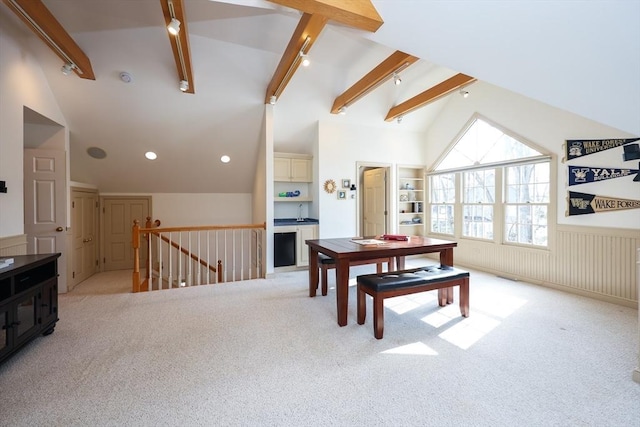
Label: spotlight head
xmin=393 ymin=73 xmax=401 ymax=86
xmin=460 ymin=89 xmax=469 ymax=98
xmin=179 ymin=80 xmax=189 ymax=92
xmin=167 ymin=18 xmax=181 ymax=35
xmin=269 ymin=95 xmax=277 ymax=105
xmin=338 ymin=106 xmax=347 ymax=115
xmin=397 ymin=116 xmax=403 ymax=124
xmin=299 ymin=51 xmax=310 ymax=67
xmin=61 ymin=63 xmax=74 ymax=75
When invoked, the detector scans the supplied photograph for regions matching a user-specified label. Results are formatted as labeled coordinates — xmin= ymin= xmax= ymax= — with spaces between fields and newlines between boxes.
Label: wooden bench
xmin=318 ymin=253 xmax=394 ymax=296
xmin=357 ymin=266 xmax=470 ymax=339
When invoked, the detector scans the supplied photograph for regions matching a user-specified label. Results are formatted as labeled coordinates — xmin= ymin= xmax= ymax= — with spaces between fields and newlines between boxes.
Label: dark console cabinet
xmin=0 ymin=253 xmax=61 ymax=365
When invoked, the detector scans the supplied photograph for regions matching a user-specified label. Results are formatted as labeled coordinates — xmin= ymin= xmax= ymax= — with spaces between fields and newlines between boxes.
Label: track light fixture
xmin=338 ymin=106 xmax=347 ymax=115
xmin=267 ymin=36 xmax=312 ymax=103
xmin=393 ymin=73 xmax=401 ymax=86
xmin=269 ymin=95 xmax=277 ymax=105
xmin=460 ymin=89 xmax=469 ymax=98
xmin=60 ymin=62 xmax=75 ymax=75
xmin=397 ymin=116 xmax=403 ymax=124
xmin=179 ymin=80 xmax=189 ymax=92
xmin=167 ymin=18 xmax=181 ymax=35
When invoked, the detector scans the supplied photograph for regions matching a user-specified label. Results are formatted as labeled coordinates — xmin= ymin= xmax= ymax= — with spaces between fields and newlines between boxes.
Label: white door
xmin=102 ymin=197 xmax=150 ymax=271
xmin=23 ymin=149 xmax=68 ymax=291
xmin=363 ymin=168 xmax=387 ymax=236
xmin=71 ymin=189 xmax=98 ymax=288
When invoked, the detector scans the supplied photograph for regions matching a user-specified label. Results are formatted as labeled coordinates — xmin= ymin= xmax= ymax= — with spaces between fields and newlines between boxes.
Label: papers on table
xmin=350 ymin=239 xmax=388 ymax=246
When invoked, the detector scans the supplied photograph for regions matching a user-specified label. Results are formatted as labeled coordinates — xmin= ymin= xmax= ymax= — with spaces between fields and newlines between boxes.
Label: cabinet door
xmin=274 ymin=157 xmax=291 ymax=181
xmin=296 ymin=226 xmax=317 ymax=267
xmin=40 ymin=278 xmax=58 ymax=333
xmin=290 ymin=158 xmax=311 ymax=182
xmin=0 ymin=304 xmax=10 ymax=360
xmin=13 ymin=288 xmax=40 ymax=348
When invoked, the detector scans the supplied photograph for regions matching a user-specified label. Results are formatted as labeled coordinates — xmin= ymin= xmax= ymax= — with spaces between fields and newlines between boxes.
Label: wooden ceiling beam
xmin=264 ymin=13 xmax=328 ymax=104
xmin=2 ymin=0 xmax=95 ymax=79
xmin=160 ymin=0 xmax=195 ymax=94
xmin=385 ymin=73 xmax=477 ymax=122
xmin=331 ymin=50 xmax=418 ymax=114
xmin=267 ymin=0 xmax=383 ymax=32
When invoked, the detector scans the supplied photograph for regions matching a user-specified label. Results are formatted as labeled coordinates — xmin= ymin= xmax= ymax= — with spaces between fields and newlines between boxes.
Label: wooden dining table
xmin=306 ymin=236 xmax=458 ymax=326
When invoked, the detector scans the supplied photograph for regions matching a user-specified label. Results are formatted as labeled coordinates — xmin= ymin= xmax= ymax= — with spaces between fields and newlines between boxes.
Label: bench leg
xmin=357 ymin=286 xmax=366 ymax=324
xmin=459 ymin=277 xmax=469 ymax=317
xmin=373 ymin=295 xmax=384 ymax=339
xmin=376 ymin=263 xmax=383 ymax=274
xmin=437 ymin=288 xmax=447 ymax=306
xmin=447 ymin=287 xmax=454 ymax=305
xmin=321 ymin=265 xmax=329 ymax=296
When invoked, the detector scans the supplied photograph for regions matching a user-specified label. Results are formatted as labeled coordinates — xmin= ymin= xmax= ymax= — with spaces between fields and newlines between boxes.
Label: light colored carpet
xmin=0 ymin=261 xmax=638 ymax=426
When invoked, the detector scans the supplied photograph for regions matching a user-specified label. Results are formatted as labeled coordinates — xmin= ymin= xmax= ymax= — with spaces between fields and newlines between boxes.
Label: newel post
xmin=132 ymin=219 xmax=140 ymax=293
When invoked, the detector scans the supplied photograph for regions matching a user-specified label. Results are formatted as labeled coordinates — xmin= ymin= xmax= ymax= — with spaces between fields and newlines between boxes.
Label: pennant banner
xmin=567 ymin=191 xmax=640 ymax=215
xmin=568 ymin=164 xmax=640 ymax=186
xmin=564 ymin=138 xmax=639 ymax=161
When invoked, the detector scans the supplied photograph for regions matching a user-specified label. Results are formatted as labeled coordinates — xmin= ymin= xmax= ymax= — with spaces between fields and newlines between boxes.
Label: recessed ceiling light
xmin=221 ymin=155 xmax=230 ymax=163
xmin=145 ymin=151 xmax=157 ymax=160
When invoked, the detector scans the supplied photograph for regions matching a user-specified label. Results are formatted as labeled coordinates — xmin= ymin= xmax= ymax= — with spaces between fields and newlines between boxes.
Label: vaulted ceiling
xmin=2 ymin=0 xmax=638 ymax=194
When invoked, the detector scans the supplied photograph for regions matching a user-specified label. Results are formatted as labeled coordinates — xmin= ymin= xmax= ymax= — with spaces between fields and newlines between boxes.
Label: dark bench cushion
xmin=318 ymin=253 xmax=335 ymax=265
xmin=358 ymin=266 xmax=469 ymax=292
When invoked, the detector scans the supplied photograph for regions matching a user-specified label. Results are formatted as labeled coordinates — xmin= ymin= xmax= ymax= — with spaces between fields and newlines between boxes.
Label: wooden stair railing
xmin=132 ymin=220 xmax=266 ymax=293
xmin=153 ymin=232 xmax=221 ymax=278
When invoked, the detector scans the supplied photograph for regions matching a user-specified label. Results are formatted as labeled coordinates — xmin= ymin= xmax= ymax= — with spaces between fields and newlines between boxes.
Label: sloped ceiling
xmin=3 ymin=0 xmax=638 ymax=194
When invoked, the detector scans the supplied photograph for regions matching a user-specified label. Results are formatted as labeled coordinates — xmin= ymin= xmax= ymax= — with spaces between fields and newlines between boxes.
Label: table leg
xmin=309 ymin=247 xmax=319 ymax=297
xmin=440 ymin=248 xmax=454 ymax=304
xmin=335 ymin=258 xmax=350 ymax=327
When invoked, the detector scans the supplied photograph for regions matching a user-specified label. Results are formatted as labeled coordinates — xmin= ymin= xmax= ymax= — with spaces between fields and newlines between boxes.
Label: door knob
xmin=56 ymin=227 xmax=64 ymax=232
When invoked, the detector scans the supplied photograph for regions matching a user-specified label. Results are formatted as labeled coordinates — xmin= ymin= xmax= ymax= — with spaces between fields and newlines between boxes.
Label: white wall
xmin=0 ymin=14 xmax=68 ymax=238
xmin=425 ymin=81 xmax=640 ymax=229
xmin=317 ymin=121 xmax=427 ymax=238
xmin=151 ymin=193 xmax=253 ymax=227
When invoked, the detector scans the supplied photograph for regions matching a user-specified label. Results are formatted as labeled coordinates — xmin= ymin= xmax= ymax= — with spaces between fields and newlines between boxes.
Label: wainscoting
xmin=0 ymin=234 xmax=27 ymax=257
xmin=449 ymin=225 xmax=639 ymax=307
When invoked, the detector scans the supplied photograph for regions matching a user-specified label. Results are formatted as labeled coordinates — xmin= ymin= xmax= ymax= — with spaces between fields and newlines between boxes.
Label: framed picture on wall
xmin=342 ymin=179 xmax=351 ymax=188
xmin=337 ymin=190 xmax=347 ymax=200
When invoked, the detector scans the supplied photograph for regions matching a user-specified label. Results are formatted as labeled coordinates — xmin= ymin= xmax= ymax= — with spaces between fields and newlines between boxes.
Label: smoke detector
xmin=119 ymin=72 xmax=133 ymax=83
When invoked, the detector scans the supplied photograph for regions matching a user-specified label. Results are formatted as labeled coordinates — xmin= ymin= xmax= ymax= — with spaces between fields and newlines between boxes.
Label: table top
xmin=306 ymin=236 xmax=457 ymax=260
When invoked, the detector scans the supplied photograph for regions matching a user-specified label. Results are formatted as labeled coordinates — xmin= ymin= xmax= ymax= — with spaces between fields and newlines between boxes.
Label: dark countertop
xmin=274 ymin=218 xmax=319 ymax=226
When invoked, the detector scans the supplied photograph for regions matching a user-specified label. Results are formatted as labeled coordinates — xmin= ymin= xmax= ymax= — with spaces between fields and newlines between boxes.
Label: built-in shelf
xmin=397 ymin=165 xmax=426 ymax=235
xmin=274 ymin=197 xmax=312 ymax=202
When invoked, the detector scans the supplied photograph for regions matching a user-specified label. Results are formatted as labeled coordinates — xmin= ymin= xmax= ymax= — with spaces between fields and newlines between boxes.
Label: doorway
xmin=356 ymin=162 xmax=392 ymax=237
xmin=23 ymin=107 xmax=69 ymax=292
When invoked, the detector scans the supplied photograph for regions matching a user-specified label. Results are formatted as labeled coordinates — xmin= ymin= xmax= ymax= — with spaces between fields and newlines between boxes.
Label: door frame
xmin=355 ymin=162 xmax=392 ymax=237
xmin=99 ymin=195 xmax=152 ymax=272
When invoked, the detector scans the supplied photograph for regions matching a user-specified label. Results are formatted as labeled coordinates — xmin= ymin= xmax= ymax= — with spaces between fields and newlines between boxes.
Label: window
xmin=430 ymin=173 xmax=455 ymax=235
xmin=429 ymin=116 xmax=550 ymax=248
xmin=462 ymin=169 xmax=495 ymax=239
xmin=505 ymin=162 xmax=549 ymax=246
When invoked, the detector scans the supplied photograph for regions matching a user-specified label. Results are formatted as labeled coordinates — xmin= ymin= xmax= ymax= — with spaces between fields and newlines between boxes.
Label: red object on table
xmin=381 ymin=234 xmax=408 ymax=241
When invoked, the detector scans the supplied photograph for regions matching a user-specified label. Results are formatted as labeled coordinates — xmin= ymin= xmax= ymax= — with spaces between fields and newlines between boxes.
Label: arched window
xmin=429 ymin=116 xmax=551 ymax=247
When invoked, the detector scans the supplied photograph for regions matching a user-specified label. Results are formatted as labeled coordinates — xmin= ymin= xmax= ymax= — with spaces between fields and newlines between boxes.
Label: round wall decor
xmin=323 ymin=179 xmax=337 ymax=194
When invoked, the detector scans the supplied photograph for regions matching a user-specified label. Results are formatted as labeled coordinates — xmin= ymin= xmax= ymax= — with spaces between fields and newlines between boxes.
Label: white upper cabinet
xmin=274 ymin=153 xmax=312 ymax=182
